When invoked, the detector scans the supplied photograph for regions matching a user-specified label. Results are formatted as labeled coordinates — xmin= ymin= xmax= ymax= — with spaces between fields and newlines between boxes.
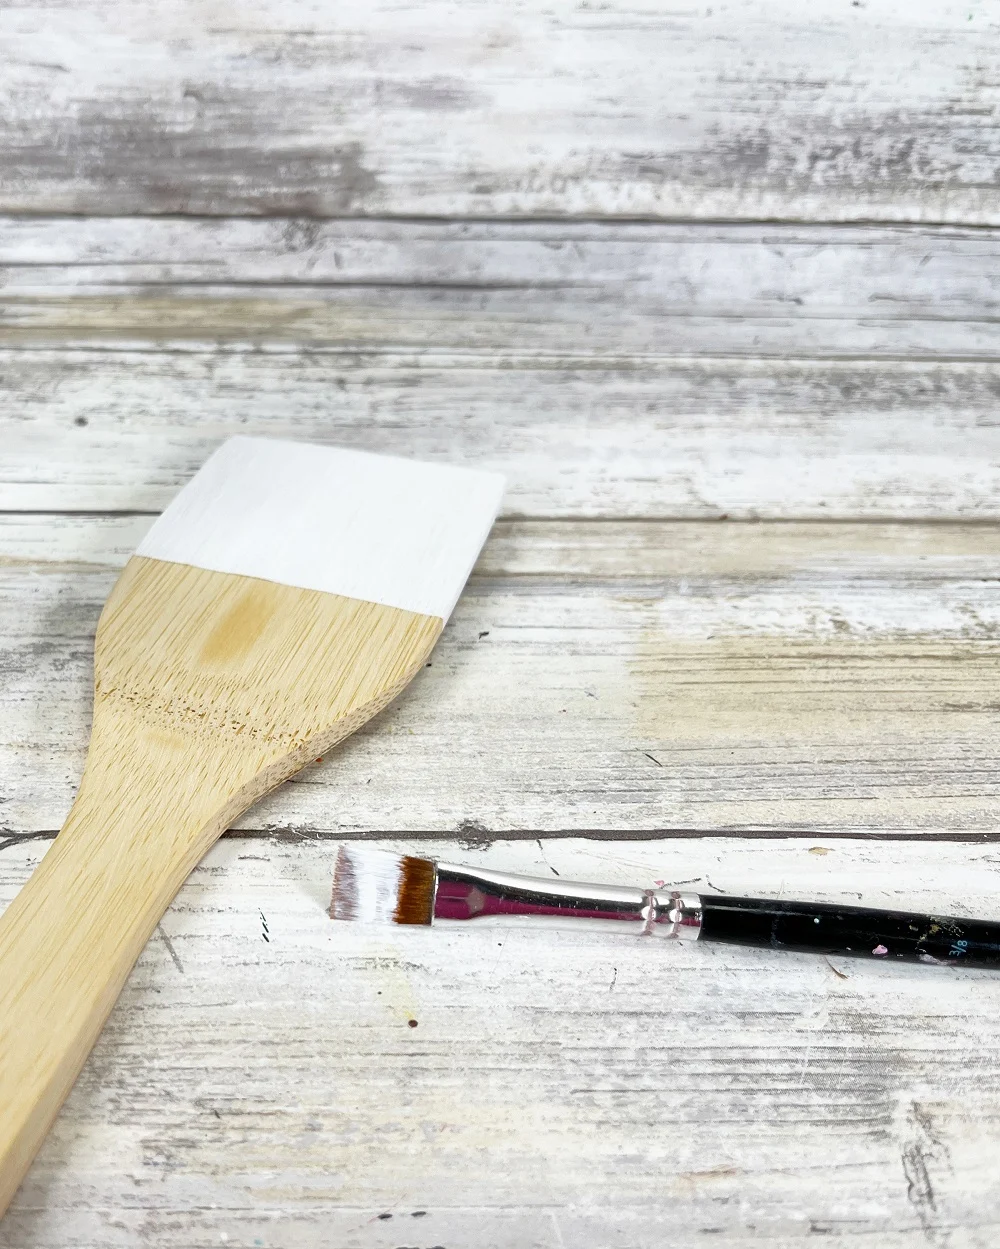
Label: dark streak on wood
xmin=224 ymin=828 xmax=1000 ymax=844
xmin=4 ymin=827 xmax=1000 ymax=848
xmin=3 ymin=5 xmax=1000 ymax=223
xmin=0 ymin=833 xmax=57 ymax=854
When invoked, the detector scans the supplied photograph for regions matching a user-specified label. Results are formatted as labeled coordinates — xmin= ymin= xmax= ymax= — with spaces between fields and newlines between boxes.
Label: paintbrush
xmin=331 ymin=846 xmax=1000 ymax=968
xmin=0 ymin=437 xmax=503 ymax=1216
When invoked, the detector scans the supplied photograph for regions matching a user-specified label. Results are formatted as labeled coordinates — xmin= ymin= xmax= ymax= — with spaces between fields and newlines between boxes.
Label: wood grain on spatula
xmin=0 ymin=437 xmax=503 ymax=1217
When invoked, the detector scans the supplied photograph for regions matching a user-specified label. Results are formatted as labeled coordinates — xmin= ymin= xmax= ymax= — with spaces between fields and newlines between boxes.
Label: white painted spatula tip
xmin=138 ymin=436 xmax=505 ymax=619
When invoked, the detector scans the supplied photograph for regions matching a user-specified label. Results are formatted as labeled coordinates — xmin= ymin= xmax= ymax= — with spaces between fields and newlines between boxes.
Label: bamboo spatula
xmin=0 ymin=436 xmax=504 ymax=1215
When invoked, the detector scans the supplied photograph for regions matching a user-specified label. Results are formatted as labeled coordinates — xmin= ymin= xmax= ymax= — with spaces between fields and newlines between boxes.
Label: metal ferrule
xmin=433 ymin=863 xmax=703 ymax=941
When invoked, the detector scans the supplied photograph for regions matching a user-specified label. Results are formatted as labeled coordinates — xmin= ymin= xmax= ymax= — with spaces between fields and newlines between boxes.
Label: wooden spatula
xmin=0 ymin=436 xmax=504 ymax=1215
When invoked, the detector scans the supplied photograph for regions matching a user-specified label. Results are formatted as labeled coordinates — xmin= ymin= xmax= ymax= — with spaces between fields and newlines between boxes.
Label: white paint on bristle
xmin=332 ymin=845 xmax=405 ymax=925
xmin=138 ymin=437 xmax=505 ymax=620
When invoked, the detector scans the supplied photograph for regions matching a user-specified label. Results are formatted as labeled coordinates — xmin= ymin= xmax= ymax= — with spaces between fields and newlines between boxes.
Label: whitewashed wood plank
xmin=11 ymin=515 xmax=1000 ymax=578
xmin=4 ymin=519 xmax=1000 ymax=839
xmin=3 ymin=218 xmax=1000 ymax=359
xmin=3 ymin=835 xmax=1000 ymax=1246
xmin=2 ymin=1 xmax=1000 ymax=222
xmin=4 ymin=349 xmax=1000 ymax=518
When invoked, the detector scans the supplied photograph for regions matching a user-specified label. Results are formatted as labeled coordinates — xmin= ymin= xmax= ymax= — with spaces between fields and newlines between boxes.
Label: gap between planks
xmin=10 ymin=213 xmax=1000 ymax=229
xmin=5 ymin=828 xmax=1000 ymax=851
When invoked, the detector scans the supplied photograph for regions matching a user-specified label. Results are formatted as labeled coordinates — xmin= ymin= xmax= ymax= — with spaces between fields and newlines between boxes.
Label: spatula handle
xmin=0 ymin=554 xmax=444 ymax=1219
xmin=0 ymin=722 xmax=241 ymax=1216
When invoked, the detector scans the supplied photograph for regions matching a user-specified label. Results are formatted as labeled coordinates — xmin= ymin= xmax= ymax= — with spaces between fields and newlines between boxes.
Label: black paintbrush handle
xmin=700 ymin=895 xmax=1000 ymax=967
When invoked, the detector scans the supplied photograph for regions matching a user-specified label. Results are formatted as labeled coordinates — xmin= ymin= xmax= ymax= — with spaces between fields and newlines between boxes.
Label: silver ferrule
xmin=433 ymin=863 xmax=702 ymax=940
xmin=649 ymin=890 xmax=703 ymax=941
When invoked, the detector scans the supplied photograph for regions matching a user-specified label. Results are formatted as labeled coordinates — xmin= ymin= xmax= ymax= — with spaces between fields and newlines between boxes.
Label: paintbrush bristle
xmin=394 ymin=855 xmax=438 ymax=925
xmin=138 ymin=437 xmax=504 ymax=620
xmin=330 ymin=845 xmax=436 ymax=925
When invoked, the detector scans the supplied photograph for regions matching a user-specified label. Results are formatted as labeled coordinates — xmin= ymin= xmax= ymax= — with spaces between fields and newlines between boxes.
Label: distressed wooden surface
xmin=7 ymin=347 xmax=1000 ymax=519
xmin=5 ymin=836 xmax=1000 ymax=1248
xmin=4 ymin=218 xmax=1000 ymax=360
xmin=5 ymin=518 xmax=1000 ymax=841
xmin=5 ymin=0 xmax=1000 ymax=1238
xmin=6 ymin=218 xmax=1000 ymax=522
xmin=3 ymin=1 xmax=1000 ymax=223
xmin=6 ymin=356 xmax=1000 ymax=1245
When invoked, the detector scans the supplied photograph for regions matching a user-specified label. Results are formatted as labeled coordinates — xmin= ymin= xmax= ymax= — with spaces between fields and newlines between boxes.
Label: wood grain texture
xmin=6 ymin=217 xmax=1000 ymax=523
xmin=4 ymin=217 xmax=1000 ymax=359
xmin=0 ymin=556 xmax=442 ymax=1216
xmin=4 ymin=14 xmax=1000 ymax=1226
xmin=6 ymin=349 xmax=1000 ymax=519
xmin=3 ymin=1 xmax=1000 ymax=222
xmin=4 ymin=834 xmax=1000 ymax=1247
xmin=4 ymin=520 xmax=1000 ymax=841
